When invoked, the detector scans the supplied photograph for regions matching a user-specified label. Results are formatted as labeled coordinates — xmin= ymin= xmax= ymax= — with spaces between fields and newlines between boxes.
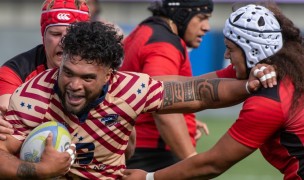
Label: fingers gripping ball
xmin=20 ymin=121 xmax=72 ymax=162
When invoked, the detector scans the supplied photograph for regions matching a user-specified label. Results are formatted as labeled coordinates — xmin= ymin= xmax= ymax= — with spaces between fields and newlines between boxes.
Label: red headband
xmin=40 ymin=0 xmax=90 ymax=38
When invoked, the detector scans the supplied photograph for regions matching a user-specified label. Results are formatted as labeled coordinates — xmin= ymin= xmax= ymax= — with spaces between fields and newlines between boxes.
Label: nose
xmin=68 ymin=77 xmax=82 ymax=91
xmin=59 ymin=33 xmax=67 ymax=47
xmin=201 ymin=19 xmax=211 ymax=32
xmin=59 ymin=37 xmax=64 ymax=48
xmin=224 ymin=49 xmax=230 ymax=59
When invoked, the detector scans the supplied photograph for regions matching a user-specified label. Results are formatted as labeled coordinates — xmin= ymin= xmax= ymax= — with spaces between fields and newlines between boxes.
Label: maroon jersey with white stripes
xmin=5 ymin=68 xmax=164 ymax=179
xmin=229 ymin=78 xmax=304 ymax=180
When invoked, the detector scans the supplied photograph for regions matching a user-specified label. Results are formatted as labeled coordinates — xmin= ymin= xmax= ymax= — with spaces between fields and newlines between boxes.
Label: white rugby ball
xmin=20 ymin=121 xmax=72 ymax=163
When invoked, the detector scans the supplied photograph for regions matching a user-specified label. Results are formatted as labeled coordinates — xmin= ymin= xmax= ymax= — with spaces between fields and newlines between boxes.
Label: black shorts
xmin=126 ymin=148 xmax=180 ymax=172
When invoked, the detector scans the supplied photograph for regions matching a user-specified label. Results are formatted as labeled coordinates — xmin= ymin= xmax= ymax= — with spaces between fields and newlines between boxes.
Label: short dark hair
xmin=62 ymin=21 xmax=123 ymax=71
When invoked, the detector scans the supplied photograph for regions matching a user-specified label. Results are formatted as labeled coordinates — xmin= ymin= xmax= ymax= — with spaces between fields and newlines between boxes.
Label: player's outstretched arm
xmin=122 ymin=133 xmax=255 ymax=180
xmin=157 ymin=78 xmax=259 ymax=114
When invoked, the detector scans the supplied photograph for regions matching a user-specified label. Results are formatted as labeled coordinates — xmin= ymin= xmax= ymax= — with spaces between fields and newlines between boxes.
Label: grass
xmin=195 ymin=114 xmax=283 ymax=180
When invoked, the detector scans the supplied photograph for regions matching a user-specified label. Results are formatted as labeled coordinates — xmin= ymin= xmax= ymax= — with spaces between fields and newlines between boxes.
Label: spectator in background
xmin=122 ymin=3 xmax=304 ymax=180
xmin=87 ymin=0 xmax=102 ymax=22
xmin=120 ymin=0 xmax=241 ymax=171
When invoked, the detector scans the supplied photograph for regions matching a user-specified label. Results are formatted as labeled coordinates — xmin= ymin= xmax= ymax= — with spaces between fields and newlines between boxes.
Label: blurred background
xmin=1 ymin=0 xmax=303 ymax=179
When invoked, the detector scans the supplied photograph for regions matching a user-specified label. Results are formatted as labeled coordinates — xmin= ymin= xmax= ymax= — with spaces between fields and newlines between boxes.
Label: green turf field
xmin=196 ymin=115 xmax=283 ymax=180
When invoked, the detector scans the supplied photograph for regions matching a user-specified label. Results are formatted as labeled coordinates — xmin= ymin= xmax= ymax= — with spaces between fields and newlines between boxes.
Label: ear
xmin=104 ymin=68 xmax=113 ymax=83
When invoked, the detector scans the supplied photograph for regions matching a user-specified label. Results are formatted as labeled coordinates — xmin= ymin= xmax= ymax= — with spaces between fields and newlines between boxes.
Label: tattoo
xmin=17 ymin=163 xmax=38 ymax=179
xmin=0 ymin=149 xmax=38 ymax=179
xmin=183 ymin=81 xmax=194 ymax=102
xmin=174 ymin=82 xmax=183 ymax=103
xmin=163 ymin=79 xmax=220 ymax=108
xmin=206 ymin=79 xmax=220 ymax=102
xmin=163 ymin=83 xmax=174 ymax=107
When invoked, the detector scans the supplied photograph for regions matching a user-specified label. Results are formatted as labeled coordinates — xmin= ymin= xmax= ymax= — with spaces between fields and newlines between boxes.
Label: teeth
xmin=69 ymin=94 xmax=80 ymax=99
xmin=68 ymin=93 xmax=82 ymax=99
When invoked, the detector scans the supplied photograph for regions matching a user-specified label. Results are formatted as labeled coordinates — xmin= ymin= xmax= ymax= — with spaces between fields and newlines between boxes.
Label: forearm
xmin=0 ymin=149 xmax=41 ymax=179
xmin=153 ymin=113 xmax=196 ymax=159
xmin=152 ymin=71 xmax=218 ymax=81
xmin=154 ymin=152 xmax=220 ymax=180
xmin=153 ymin=133 xmax=255 ymax=180
xmin=159 ymin=78 xmax=254 ymax=113
xmin=0 ymin=134 xmax=47 ymax=179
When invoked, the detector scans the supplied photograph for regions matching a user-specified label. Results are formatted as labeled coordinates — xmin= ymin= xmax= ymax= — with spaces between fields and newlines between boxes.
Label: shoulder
xmin=2 ymin=45 xmax=47 ymax=82
xmin=14 ymin=68 xmax=58 ymax=96
xmin=110 ymin=71 xmax=154 ymax=89
xmin=8 ymin=69 xmax=57 ymax=122
xmin=252 ymin=79 xmax=294 ymax=103
xmin=109 ymin=71 xmax=163 ymax=97
xmin=3 ymin=45 xmax=46 ymax=67
xmin=141 ymin=17 xmax=185 ymax=55
xmin=107 ymin=71 xmax=163 ymax=114
xmin=252 ymin=83 xmax=280 ymax=102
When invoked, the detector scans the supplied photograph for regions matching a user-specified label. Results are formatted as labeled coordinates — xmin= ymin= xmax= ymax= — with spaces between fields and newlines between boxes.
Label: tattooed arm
xmin=157 ymin=78 xmax=259 ymax=113
xmin=0 ymin=134 xmax=39 ymax=179
xmin=0 ymin=133 xmax=72 ymax=179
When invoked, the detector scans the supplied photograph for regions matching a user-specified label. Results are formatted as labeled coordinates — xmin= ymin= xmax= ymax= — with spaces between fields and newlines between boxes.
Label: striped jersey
xmin=5 ymin=68 xmax=164 ymax=179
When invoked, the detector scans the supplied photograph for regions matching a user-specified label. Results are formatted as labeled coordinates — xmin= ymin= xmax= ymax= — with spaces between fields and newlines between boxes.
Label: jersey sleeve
xmin=228 ymin=96 xmax=285 ymax=148
xmin=216 ymin=64 xmax=237 ymax=78
xmin=4 ymin=70 xmax=56 ymax=141
xmin=142 ymin=75 xmax=164 ymax=113
xmin=5 ymin=86 xmax=32 ymax=141
xmin=0 ymin=66 xmax=23 ymax=95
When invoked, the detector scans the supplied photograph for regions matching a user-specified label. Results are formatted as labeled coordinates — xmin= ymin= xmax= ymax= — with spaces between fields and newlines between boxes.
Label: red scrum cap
xmin=40 ymin=0 xmax=90 ymax=38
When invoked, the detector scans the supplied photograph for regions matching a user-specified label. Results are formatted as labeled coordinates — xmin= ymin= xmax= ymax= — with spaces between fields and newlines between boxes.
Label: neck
xmin=162 ymin=17 xmax=178 ymax=35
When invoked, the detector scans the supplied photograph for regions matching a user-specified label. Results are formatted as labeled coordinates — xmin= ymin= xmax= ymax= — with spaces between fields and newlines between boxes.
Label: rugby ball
xmin=20 ymin=121 xmax=72 ymax=162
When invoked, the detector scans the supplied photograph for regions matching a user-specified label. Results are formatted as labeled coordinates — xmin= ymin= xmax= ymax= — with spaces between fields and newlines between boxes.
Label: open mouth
xmin=197 ymin=36 xmax=202 ymax=42
xmin=66 ymin=92 xmax=84 ymax=106
xmin=56 ymin=51 xmax=63 ymax=57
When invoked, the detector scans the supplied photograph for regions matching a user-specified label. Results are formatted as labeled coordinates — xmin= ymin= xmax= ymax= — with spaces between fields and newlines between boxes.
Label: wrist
xmin=186 ymin=151 xmax=197 ymax=158
xmin=35 ymin=162 xmax=45 ymax=179
xmin=146 ymin=172 xmax=155 ymax=180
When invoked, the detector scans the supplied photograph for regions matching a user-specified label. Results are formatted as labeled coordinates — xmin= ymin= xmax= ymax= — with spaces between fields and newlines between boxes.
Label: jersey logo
xmin=56 ymin=13 xmax=71 ymax=21
xmin=101 ymin=114 xmax=119 ymax=126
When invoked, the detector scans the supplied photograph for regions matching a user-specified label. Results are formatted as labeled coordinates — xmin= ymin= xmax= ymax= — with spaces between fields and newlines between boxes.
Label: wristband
xmin=146 ymin=172 xmax=155 ymax=180
xmin=245 ymin=81 xmax=251 ymax=94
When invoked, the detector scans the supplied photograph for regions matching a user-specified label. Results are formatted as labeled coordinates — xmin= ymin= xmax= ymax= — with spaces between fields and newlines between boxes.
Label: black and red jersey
xmin=120 ymin=16 xmax=197 ymax=149
xmin=0 ymin=44 xmax=47 ymax=95
xmin=229 ymin=78 xmax=304 ymax=179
